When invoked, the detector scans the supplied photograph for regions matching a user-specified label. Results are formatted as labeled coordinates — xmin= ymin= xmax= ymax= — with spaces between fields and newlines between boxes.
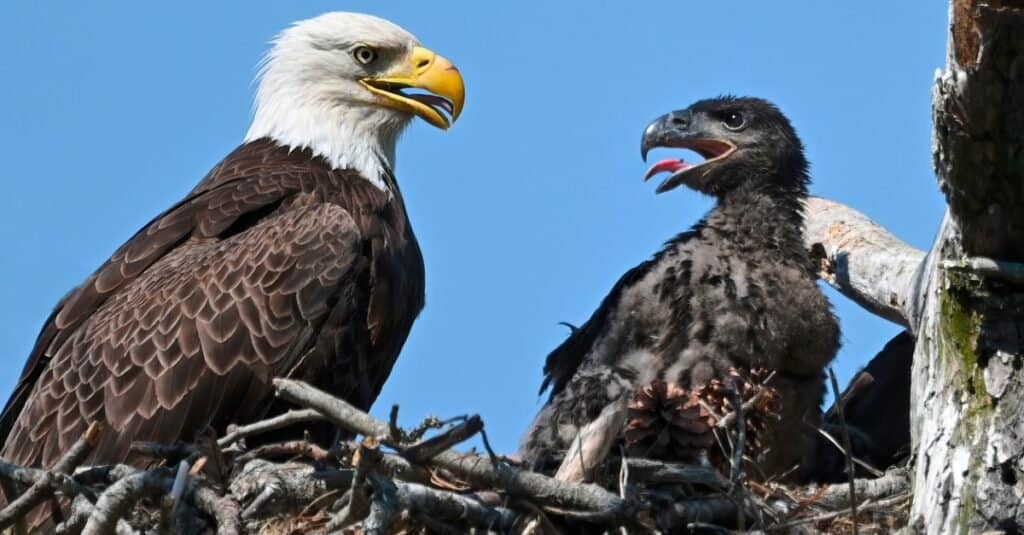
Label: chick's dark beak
xmin=640 ymin=109 xmax=737 ymax=194
xmin=641 ymin=110 xmax=692 ymax=162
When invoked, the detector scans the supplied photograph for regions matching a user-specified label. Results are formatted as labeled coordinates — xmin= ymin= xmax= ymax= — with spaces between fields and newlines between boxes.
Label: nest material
xmin=0 ymin=377 xmax=910 ymax=534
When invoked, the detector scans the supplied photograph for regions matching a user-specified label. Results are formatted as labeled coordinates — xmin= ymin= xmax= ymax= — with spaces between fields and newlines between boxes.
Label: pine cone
xmin=624 ymin=380 xmax=714 ymax=462
xmin=697 ymin=368 xmax=782 ymax=454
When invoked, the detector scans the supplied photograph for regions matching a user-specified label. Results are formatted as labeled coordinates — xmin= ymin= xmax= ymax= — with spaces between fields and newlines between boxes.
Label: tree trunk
xmin=910 ymin=2 xmax=1024 ymax=532
xmin=802 ymin=3 xmax=1024 ymax=531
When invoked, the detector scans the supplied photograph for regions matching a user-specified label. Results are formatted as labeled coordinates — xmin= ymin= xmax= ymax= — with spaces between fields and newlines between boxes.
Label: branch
xmin=81 ymin=468 xmax=175 ymax=535
xmin=386 ymin=478 xmax=519 ymax=531
xmin=809 ymin=467 xmax=910 ymax=511
xmin=217 ymin=409 xmax=326 ymax=449
xmin=804 ymin=196 xmax=926 ymax=327
xmin=402 ymin=415 xmax=483 ymax=464
xmin=554 ymin=397 xmax=628 ymax=483
xmin=190 ymin=485 xmax=240 ymax=535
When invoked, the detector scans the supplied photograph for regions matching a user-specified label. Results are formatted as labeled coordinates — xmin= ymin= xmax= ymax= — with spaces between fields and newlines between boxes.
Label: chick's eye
xmin=353 ymin=46 xmax=377 ymax=65
xmin=723 ymin=111 xmax=745 ymax=130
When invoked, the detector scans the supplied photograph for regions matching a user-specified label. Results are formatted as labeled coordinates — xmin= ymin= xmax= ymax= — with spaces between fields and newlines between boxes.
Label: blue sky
xmin=0 ymin=3 xmax=948 ymax=453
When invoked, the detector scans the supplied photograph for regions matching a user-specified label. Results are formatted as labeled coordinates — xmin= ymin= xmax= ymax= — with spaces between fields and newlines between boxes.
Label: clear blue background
xmin=0 ymin=2 xmax=947 ymax=453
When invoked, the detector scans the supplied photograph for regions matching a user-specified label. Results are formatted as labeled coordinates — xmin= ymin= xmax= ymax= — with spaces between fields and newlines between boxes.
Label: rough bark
xmin=910 ymin=1 xmax=1024 ymax=532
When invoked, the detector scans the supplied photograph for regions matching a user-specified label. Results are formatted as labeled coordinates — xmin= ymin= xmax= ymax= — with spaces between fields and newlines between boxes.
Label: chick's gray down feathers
xmin=521 ymin=97 xmax=840 ymax=480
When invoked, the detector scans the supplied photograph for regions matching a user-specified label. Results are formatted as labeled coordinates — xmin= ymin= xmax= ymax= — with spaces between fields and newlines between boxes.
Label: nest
xmin=0 ymin=376 xmax=910 ymax=534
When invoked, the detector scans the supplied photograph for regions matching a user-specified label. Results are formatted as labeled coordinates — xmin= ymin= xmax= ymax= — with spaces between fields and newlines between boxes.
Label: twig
xmin=823 ymin=372 xmax=875 ymax=421
xmin=234 ymin=439 xmax=330 ymax=464
xmin=479 ymin=428 xmax=500 ymax=467
xmin=553 ymin=398 xmax=628 ymax=483
xmin=828 ymin=367 xmax=858 ymax=535
xmin=715 ymin=389 xmax=772 ymax=430
xmin=387 ymin=478 xmax=519 ymax=531
xmin=388 ymin=405 xmax=402 ymax=443
xmin=658 ymin=496 xmax=754 ymax=532
xmin=802 ymin=468 xmax=910 ymax=510
xmin=82 ymin=468 xmax=174 ymax=535
xmin=402 ymin=415 xmax=483 ymax=464
xmin=618 ymin=458 xmax=727 ymax=490
xmin=723 ymin=378 xmax=745 ymax=487
xmin=273 ymin=378 xmax=627 ymax=515
xmin=190 ymin=485 xmax=241 ymax=535
xmin=328 ymin=436 xmax=383 ymax=531
xmin=768 ymin=493 xmax=910 ymax=531
xmin=129 ymin=441 xmax=198 ymax=462
xmin=942 ymin=256 xmax=1024 ymax=285
xmin=0 ymin=421 xmax=101 ymax=531
xmin=723 ymin=378 xmax=747 ymax=532
xmin=811 ymin=426 xmax=884 ymax=477
xmin=361 ymin=474 xmax=399 ymax=535
xmin=216 ymin=408 xmax=326 ymax=448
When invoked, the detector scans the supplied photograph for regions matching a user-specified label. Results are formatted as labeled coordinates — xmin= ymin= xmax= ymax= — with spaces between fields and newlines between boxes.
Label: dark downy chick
xmin=520 ymin=96 xmax=840 ymax=481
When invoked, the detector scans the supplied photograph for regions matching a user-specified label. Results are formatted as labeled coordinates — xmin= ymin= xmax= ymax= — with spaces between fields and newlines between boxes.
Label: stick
xmin=81 ymin=468 xmax=174 ymax=535
xmin=190 ymin=485 xmax=241 ymax=535
xmin=217 ymin=409 xmax=326 ymax=448
xmin=0 ymin=422 xmax=101 ymax=530
xmin=234 ymin=439 xmax=330 ymax=464
xmin=388 ymin=478 xmax=518 ymax=531
xmin=328 ymin=436 xmax=383 ymax=531
xmin=768 ymin=493 xmax=910 ymax=531
xmin=360 ymin=474 xmax=399 ymax=535
xmin=716 ymin=389 xmax=771 ymax=430
xmin=554 ymin=398 xmax=628 ymax=483
xmin=828 ymin=368 xmax=858 ymax=535
xmin=402 ymin=415 xmax=483 ymax=464
xmin=618 ymin=458 xmax=728 ymax=489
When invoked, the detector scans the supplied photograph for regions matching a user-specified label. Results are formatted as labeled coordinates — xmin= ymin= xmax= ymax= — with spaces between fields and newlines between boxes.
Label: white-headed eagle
xmin=0 ymin=12 xmax=465 ymax=475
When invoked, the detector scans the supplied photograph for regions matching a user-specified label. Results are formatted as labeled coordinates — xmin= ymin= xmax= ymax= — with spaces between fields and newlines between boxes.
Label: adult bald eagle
xmin=521 ymin=97 xmax=839 ymax=481
xmin=0 ymin=12 xmax=464 ymax=472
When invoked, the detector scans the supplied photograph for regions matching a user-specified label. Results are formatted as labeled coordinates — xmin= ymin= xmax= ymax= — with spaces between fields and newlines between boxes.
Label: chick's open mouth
xmin=643 ymin=138 xmax=737 ymax=192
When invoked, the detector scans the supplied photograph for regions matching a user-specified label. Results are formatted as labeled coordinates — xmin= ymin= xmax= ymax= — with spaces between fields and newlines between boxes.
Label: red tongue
xmin=643 ymin=159 xmax=690 ymax=181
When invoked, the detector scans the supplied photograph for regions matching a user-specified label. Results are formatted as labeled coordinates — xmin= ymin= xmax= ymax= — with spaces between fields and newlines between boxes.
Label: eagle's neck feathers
xmin=244 ymin=76 xmax=411 ymax=194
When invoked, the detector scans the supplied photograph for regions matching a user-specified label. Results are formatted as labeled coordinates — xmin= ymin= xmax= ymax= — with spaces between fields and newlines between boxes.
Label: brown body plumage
xmin=0 ymin=139 xmax=424 ymax=468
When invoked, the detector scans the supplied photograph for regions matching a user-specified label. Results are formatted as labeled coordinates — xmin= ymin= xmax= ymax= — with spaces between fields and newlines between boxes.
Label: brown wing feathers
xmin=0 ymin=140 xmax=412 ymax=469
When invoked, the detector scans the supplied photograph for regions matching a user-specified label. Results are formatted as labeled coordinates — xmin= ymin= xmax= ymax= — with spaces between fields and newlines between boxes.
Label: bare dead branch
xmin=769 ymin=493 xmax=910 ymax=531
xmin=217 ymin=409 xmax=326 ymax=449
xmin=190 ymin=485 xmax=241 ymax=535
xmin=361 ymin=474 xmax=399 ymax=535
xmin=328 ymin=436 xmax=384 ymax=531
xmin=82 ymin=468 xmax=174 ymax=535
xmin=803 ymin=196 xmax=926 ymax=328
xmin=402 ymin=415 xmax=483 ymax=464
xmin=618 ymin=458 xmax=727 ymax=489
xmin=554 ymin=398 xmax=628 ymax=483
xmin=388 ymin=478 xmax=518 ymax=531
xmin=234 ymin=439 xmax=330 ymax=464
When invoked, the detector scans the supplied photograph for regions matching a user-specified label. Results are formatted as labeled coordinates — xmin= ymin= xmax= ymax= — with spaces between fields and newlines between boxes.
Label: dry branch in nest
xmin=0 ymin=378 xmax=910 ymax=533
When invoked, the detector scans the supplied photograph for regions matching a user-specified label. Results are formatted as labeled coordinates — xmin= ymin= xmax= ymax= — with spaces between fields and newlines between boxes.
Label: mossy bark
xmin=909 ymin=2 xmax=1024 ymax=532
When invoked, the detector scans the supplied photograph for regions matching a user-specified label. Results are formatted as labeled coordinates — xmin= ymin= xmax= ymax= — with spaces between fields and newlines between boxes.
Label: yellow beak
xmin=361 ymin=46 xmax=465 ymax=129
